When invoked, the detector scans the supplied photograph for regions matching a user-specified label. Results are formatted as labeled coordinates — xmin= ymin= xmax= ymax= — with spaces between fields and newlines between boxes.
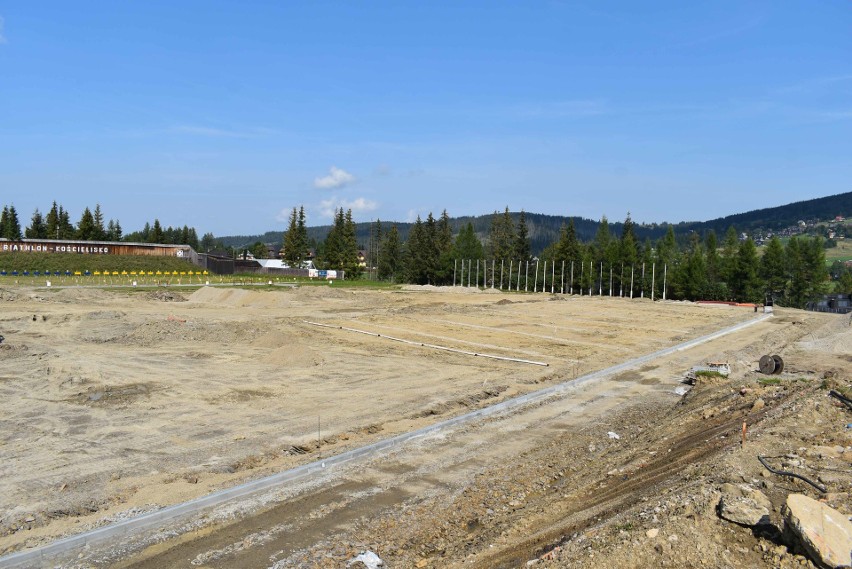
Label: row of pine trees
xmin=0 ymin=202 xmax=201 ymax=249
xmin=5 ymin=200 xmax=834 ymax=308
xmin=323 ymin=208 xmax=828 ymax=308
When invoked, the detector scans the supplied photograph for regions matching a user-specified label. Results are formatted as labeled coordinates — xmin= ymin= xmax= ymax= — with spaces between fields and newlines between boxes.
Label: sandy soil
xmin=2 ymin=285 xmax=847 ymax=568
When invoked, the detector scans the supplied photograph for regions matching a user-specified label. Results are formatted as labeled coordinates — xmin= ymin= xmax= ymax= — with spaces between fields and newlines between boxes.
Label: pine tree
xmin=720 ymin=226 xmax=739 ymax=296
xmin=619 ymin=214 xmax=639 ymax=266
xmin=187 ymin=227 xmax=199 ymax=249
xmin=282 ymin=207 xmax=301 ymax=267
xmin=488 ymin=207 xmax=516 ymax=261
xmin=150 ymin=219 xmax=164 ymax=243
xmin=0 ymin=206 xmax=8 ymax=239
xmin=111 ymin=219 xmax=123 ymax=241
xmin=618 ymin=213 xmax=639 ymax=295
xmin=45 ymin=202 xmax=60 ymax=240
xmin=435 ymin=210 xmax=455 ymax=285
xmin=731 ymin=237 xmax=761 ymax=302
xmin=759 ymin=236 xmax=787 ymax=298
xmin=342 ymin=209 xmax=360 ymax=278
xmin=296 ymin=206 xmax=308 ymax=265
xmin=371 ymin=219 xmax=383 ymax=279
xmin=7 ymin=205 xmax=22 ymax=240
xmin=404 ymin=216 xmax=427 ymax=284
xmin=76 ymin=207 xmax=96 ymax=240
xmin=515 ymin=210 xmax=531 ymax=262
xmin=93 ymin=204 xmax=106 ymax=240
xmin=796 ymin=237 xmax=829 ymax=307
xmin=675 ymin=232 xmax=707 ymax=300
xmin=453 ymin=222 xmax=484 ymax=261
xmin=592 ymin=216 xmax=612 ymax=261
xmin=26 ymin=209 xmax=47 ymax=239
xmin=704 ymin=230 xmax=725 ymax=300
xmin=201 ymin=232 xmax=215 ymax=252
xmin=58 ymin=206 xmax=75 ymax=239
xmin=378 ymin=225 xmax=402 ymax=281
xmin=554 ymin=219 xmax=583 ymax=291
xmin=422 ymin=212 xmax=439 ymax=283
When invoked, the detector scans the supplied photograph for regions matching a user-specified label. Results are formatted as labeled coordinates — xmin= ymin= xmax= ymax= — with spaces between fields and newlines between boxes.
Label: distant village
xmin=748 ymin=214 xmax=847 ymax=246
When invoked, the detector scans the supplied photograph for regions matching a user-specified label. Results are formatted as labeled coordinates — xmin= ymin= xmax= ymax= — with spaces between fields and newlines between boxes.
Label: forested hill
xmin=219 ymin=191 xmax=851 ymax=253
xmin=676 ymin=190 xmax=852 ymax=236
xmin=220 ymin=213 xmax=665 ymax=253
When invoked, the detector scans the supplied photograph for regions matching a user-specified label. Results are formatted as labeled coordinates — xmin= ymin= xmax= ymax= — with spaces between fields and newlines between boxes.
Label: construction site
xmin=0 ymin=284 xmax=850 ymax=568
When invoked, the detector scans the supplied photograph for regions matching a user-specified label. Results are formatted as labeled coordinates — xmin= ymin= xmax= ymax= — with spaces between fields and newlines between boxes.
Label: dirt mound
xmin=188 ymin=286 xmax=302 ymax=308
xmin=188 ymin=286 xmax=253 ymax=306
xmin=144 ymin=290 xmax=187 ymax=302
xmin=0 ymin=288 xmax=21 ymax=302
xmin=794 ymin=320 xmax=852 ymax=355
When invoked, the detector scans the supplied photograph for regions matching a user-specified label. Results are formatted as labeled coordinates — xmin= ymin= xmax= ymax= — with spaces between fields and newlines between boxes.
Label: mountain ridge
xmin=218 ymin=190 xmax=852 ymax=253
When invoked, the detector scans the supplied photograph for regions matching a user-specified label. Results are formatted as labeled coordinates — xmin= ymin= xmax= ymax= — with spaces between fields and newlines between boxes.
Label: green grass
xmin=757 ymin=377 xmax=782 ymax=385
xmin=0 ymin=252 xmax=197 ymax=273
xmin=694 ymin=370 xmax=727 ymax=379
xmin=824 ymin=239 xmax=852 ymax=262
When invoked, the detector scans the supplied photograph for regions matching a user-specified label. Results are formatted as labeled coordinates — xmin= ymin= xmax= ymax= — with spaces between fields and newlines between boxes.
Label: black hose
xmin=828 ymin=390 xmax=852 ymax=412
xmin=758 ymin=456 xmax=827 ymax=493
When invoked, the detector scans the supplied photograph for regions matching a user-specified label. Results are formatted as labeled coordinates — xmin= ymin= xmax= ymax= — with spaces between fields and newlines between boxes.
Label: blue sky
xmin=1 ymin=1 xmax=850 ymax=236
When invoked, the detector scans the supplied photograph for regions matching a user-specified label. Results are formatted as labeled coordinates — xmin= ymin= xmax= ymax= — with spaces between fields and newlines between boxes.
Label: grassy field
xmin=0 ymin=252 xmax=198 ymax=273
xmin=824 ymin=239 xmax=852 ymax=262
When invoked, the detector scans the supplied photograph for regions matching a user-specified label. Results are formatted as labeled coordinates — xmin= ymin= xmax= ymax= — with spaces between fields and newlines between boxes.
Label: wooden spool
xmin=759 ymin=355 xmax=776 ymax=375
xmin=771 ymin=355 xmax=784 ymax=375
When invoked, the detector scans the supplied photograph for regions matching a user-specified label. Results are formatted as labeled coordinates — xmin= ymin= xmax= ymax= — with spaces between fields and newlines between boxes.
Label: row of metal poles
xmin=453 ymin=259 xmax=669 ymax=300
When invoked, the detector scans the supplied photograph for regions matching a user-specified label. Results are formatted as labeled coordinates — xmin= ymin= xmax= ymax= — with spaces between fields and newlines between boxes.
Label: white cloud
xmin=314 ymin=166 xmax=355 ymax=190
xmin=317 ymin=197 xmax=378 ymax=219
xmin=0 ymin=16 xmax=7 ymax=44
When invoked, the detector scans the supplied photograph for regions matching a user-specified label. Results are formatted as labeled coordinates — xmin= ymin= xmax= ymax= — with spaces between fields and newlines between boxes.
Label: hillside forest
xmin=283 ymin=207 xmax=844 ymax=309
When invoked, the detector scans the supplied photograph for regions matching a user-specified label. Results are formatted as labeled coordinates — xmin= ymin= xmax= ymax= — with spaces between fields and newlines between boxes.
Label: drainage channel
xmin=0 ymin=313 xmax=771 ymax=568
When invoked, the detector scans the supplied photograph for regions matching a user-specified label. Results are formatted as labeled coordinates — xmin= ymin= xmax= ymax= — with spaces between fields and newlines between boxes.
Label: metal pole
xmin=453 ymin=259 xmax=457 ymax=287
xmin=641 ymin=262 xmax=645 ymax=298
xmin=609 ymin=264 xmax=613 ymax=297
xmin=663 ymin=263 xmax=667 ymax=301
xmin=468 ymin=259 xmax=472 ymax=287
xmin=579 ymin=260 xmax=583 ymax=295
xmin=589 ymin=261 xmax=593 ymax=295
xmin=651 ymin=262 xmax=656 ymax=301
xmin=630 ymin=265 xmax=634 ymax=299
xmin=491 ymin=259 xmax=495 ymax=288
xmin=561 ymin=260 xmax=565 ymax=294
xmin=551 ymin=260 xmax=556 ymax=293
xmin=500 ymin=259 xmax=504 ymax=290
xmin=620 ymin=263 xmax=624 ymax=297
xmin=570 ymin=261 xmax=574 ymax=295
xmin=507 ymin=260 xmax=511 ymax=291
xmin=599 ymin=262 xmax=603 ymax=296
xmin=534 ymin=261 xmax=539 ymax=292
xmin=476 ymin=259 xmax=479 ymax=288
xmin=525 ymin=261 xmax=529 ymax=292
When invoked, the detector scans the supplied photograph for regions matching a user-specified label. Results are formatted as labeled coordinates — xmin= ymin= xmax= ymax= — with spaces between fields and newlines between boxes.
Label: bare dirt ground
xmin=1 ymin=284 xmax=849 ymax=568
